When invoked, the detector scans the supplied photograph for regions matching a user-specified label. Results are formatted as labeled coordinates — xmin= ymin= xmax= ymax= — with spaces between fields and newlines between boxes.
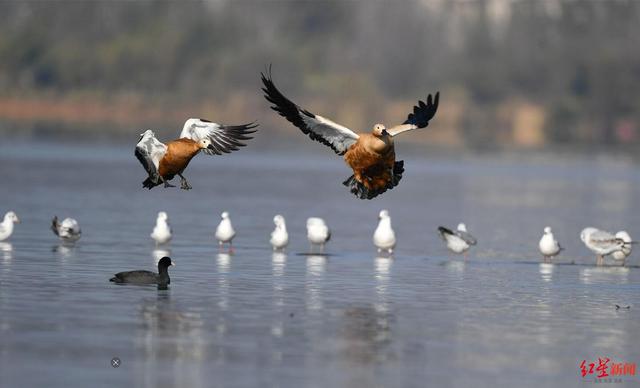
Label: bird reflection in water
xmin=0 ymin=242 xmax=12 ymax=263
xmin=137 ymin=293 xmax=206 ymax=388
xmin=271 ymin=252 xmax=287 ymax=341
xmin=216 ymin=252 xmax=231 ymax=349
xmin=580 ymin=266 xmax=629 ymax=285
xmin=374 ymin=256 xmax=392 ymax=315
xmin=52 ymin=243 xmax=75 ymax=262
xmin=341 ymin=305 xmax=395 ymax=364
xmin=539 ymin=263 xmax=554 ymax=283
xmin=305 ymin=255 xmax=325 ymax=312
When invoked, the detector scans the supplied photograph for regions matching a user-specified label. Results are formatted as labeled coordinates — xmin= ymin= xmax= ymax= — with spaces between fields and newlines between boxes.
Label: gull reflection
xmin=216 ymin=253 xmax=230 ymax=312
xmin=152 ymin=248 xmax=171 ymax=265
xmin=306 ymin=255 xmax=325 ymax=311
xmin=137 ymin=294 xmax=206 ymax=388
xmin=0 ymin=242 xmax=13 ymax=264
xmin=539 ymin=263 xmax=554 ymax=283
xmin=580 ymin=266 xmax=629 ymax=285
xmin=271 ymin=252 xmax=287 ymax=340
xmin=374 ymin=256 xmax=392 ymax=315
xmin=444 ymin=259 xmax=466 ymax=273
xmin=53 ymin=244 xmax=75 ymax=262
xmin=272 ymin=252 xmax=286 ymax=307
xmin=216 ymin=253 xmax=230 ymax=340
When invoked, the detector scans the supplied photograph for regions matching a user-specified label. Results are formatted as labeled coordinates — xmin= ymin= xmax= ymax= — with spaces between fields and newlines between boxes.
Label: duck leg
xmin=178 ymin=173 xmax=192 ymax=190
xmin=596 ymin=255 xmax=604 ymax=266
xmin=160 ymin=175 xmax=175 ymax=188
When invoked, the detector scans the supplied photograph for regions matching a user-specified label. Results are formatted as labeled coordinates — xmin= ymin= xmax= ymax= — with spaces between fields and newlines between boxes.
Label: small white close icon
xmin=111 ymin=357 xmax=121 ymax=368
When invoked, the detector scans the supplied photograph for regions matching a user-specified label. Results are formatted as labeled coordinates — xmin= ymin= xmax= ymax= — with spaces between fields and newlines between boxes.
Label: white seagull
xmin=215 ymin=211 xmax=236 ymax=253
xmin=270 ymin=214 xmax=289 ymax=251
xmin=580 ymin=227 xmax=634 ymax=266
xmin=611 ymin=231 xmax=633 ymax=266
xmin=438 ymin=223 xmax=477 ymax=259
xmin=539 ymin=226 xmax=562 ymax=262
xmin=373 ymin=210 xmax=396 ymax=254
xmin=307 ymin=217 xmax=331 ymax=254
xmin=150 ymin=211 xmax=172 ymax=245
xmin=0 ymin=211 xmax=20 ymax=241
xmin=51 ymin=216 xmax=82 ymax=243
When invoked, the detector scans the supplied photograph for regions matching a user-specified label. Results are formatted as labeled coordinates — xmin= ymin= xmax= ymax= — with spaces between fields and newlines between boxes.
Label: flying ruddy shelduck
xmin=135 ymin=118 xmax=257 ymax=190
xmin=261 ymin=69 xmax=439 ymax=199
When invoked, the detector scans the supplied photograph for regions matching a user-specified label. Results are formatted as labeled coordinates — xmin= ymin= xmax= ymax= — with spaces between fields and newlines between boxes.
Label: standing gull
xmin=270 ymin=215 xmax=289 ymax=251
xmin=611 ymin=231 xmax=633 ymax=266
xmin=150 ymin=211 xmax=172 ymax=245
xmin=539 ymin=226 xmax=562 ymax=262
xmin=438 ymin=223 xmax=477 ymax=260
xmin=51 ymin=216 xmax=81 ymax=243
xmin=373 ymin=210 xmax=396 ymax=254
xmin=307 ymin=217 xmax=331 ymax=254
xmin=262 ymin=68 xmax=439 ymax=199
xmin=135 ymin=118 xmax=257 ymax=190
xmin=580 ymin=227 xmax=634 ymax=266
xmin=0 ymin=211 xmax=20 ymax=241
xmin=215 ymin=212 xmax=236 ymax=253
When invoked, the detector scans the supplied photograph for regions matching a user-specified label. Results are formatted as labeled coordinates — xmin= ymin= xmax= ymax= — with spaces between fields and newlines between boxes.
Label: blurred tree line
xmin=0 ymin=0 xmax=638 ymax=148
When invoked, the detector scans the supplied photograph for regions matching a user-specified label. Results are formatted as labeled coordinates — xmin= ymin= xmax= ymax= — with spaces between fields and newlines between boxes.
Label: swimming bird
xmin=261 ymin=69 xmax=439 ymax=199
xmin=215 ymin=211 xmax=236 ymax=253
xmin=373 ymin=210 xmax=396 ymax=254
xmin=51 ymin=216 xmax=81 ymax=242
xmin=270 ymin=214 xmax=289 ymax=251
xmin=150 ymin=211 xmax=172 ymax=245
xmin=307 ymin=217 xmax=331 ymax=253
xmin=611 ymin=231 xmax=633 ymax=266
xmin=438 ymin=223 xmax=477 ymax=259
xmin=580 ymin=227 xmax=634 ymax=266
xmin=0 ymin=211 xmax=20 ymax=241
xmin=539 ymin=226 xmax=562 ymax=262
xmin=135 ymin=118 xmax=257 ymax=190
xmin=110 ymin=256 xmax=174 ymax=288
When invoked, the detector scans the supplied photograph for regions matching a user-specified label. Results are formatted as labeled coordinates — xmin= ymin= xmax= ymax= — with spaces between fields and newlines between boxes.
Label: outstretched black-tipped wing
xmin=180 ymin=119 xmax=257 ymax=156
xmin=261 ymin=69 xmax=359 ymax=155
xmin=388 ymin=92 xmax=440 ymax=136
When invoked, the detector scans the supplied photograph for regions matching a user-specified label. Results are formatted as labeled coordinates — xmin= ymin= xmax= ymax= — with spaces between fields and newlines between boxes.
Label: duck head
xmin=198 ymin=138 xmax=212 ymax=150
xmin=372 ymin=123 xmax=389 ymax=137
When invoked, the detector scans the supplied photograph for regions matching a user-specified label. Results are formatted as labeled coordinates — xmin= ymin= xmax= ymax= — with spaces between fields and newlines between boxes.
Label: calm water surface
xmin=0 ymin=143 xmax=639 ymax=387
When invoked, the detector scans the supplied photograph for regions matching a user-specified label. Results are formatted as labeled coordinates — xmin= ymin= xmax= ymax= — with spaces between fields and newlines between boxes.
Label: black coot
xmin=110 ymin=256 xmax=174 ymax=287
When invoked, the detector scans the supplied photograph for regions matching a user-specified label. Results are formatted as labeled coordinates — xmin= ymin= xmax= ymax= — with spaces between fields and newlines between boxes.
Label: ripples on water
xmin=0 ymin=144 xmax=639 ymax=387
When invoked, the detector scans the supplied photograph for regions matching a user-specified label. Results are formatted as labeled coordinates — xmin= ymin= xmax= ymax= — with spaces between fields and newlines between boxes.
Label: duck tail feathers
xmin=342 ymin=161 xmax=405 ymax=200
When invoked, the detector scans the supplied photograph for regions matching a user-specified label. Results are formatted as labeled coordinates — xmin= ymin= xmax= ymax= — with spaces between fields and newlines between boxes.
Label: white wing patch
xmin=135 ymin=130 xmax=167 ymax=178
xmin=300 ymin=114 xmax=360 ymax=155
xmin=179 ymin=118 xmax=256 ymax=156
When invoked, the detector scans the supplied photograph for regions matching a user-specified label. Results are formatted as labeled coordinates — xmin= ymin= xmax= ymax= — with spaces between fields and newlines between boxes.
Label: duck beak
xmin=15 ymin=217 xmax=20 ymax=224
xmin=170 ymin=262 xmax=175 ymax=266
xmin=381 ymin=129 xmax=389 ymax=136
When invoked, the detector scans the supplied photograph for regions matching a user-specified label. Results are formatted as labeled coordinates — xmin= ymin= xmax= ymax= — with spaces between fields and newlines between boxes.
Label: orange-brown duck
xmin=262 ymin=69 xmax=438 ymax=199
xmin=135 ymin=119 xmax=257 ymax=190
